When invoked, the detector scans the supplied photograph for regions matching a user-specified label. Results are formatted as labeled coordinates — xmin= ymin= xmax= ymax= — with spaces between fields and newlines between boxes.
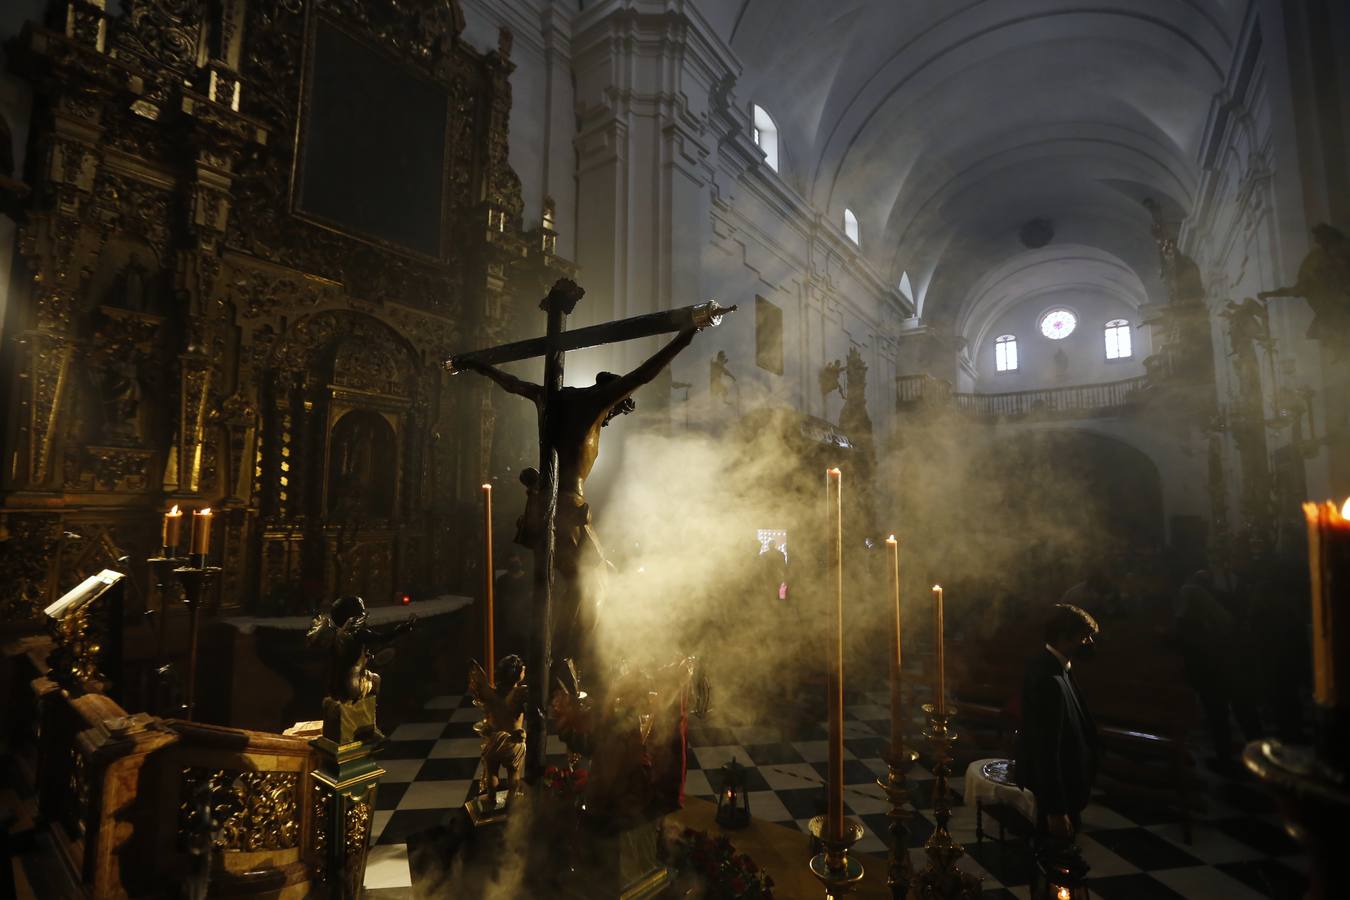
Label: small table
xmin=965 ymin=758 xmax=1035 ymax=843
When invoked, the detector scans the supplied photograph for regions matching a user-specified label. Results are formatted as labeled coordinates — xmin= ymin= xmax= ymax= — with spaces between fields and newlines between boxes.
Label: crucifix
xmin=445 ymin=278 xmax=735 ymax=778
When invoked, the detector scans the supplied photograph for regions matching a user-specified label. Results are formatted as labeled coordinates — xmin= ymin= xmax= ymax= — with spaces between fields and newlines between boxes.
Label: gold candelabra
xmin=910 ymin=704 xmax=982 ymax=899
xmin=808 ymin=814 xmax=865 ymax=899
xmin=879 ymin=741 xmax=920 ymax=898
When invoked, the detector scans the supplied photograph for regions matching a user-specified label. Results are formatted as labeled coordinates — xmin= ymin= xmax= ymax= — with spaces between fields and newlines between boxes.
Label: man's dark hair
xmin=1044 ymin=603 xmax=1099 ymax=645
xmin=495 ymin=653 xmax=525 ymax=688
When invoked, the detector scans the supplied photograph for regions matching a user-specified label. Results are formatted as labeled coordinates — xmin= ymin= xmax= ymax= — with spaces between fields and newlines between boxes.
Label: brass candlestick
xmin=911 ymin=703 xmax=982 ymax=899
xmin=808 ymin=814 xmax=865 ymax=899
xmin=879 ymin=742 xmax=919 ymax=898
xmin=174 ymin=563 xmax=221 ymax=721
xmin=147 ymin=550 xmax=187 ymax=659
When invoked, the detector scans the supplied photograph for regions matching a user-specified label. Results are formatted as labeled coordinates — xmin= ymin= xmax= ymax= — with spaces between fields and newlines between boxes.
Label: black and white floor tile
xmin=364 ymin=692 xmax=1307 ymax=899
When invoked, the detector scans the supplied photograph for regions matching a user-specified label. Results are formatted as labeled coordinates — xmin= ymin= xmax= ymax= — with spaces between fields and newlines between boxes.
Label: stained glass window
xmin=994 ymin=334 xmax=1018 ymax=372
xmin=1105 ymin=318 xmax=1132 ymax=359
xmin=1040 ymin=308 xmax=1077 ymax=340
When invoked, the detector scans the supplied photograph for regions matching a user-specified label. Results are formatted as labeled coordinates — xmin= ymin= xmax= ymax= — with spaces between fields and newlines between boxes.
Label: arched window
xmin=1104 ymin=318 xmax=1132 ymax=359
xmin=994 ymin=334 xmax=1018 ymax=373
xmin=898 ymin=271 xmax=914 ymax=302
xmin=752 ymin=104 xmax=779 ymax=172
xmin=843 ymin=208 xmax=860 ymax=245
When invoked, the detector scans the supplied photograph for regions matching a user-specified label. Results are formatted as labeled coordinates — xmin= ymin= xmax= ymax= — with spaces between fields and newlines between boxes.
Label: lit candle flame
xmin=1057 ymin=888 xmax=1072 ymax=900
xmin=482 ymin=483 xmax=492 ymax=491
xmin=827 ymin=467 xmax=841 ymax=477
xmin=1341 ymin=497 xmax=1349 ymax=518
xmin=199 ymin=507 xmax=211 ymax=516
xmin=886 ymin=534 xmax=897 ymax=544
xmin=932 ymin=584 xmax=941 ymax=592
xmin=168 ymin=504 xmax=180 ymax=515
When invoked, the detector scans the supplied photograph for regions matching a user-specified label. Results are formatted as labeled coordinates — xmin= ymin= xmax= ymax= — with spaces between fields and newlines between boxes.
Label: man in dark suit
xmin=1016 ymin=603 xmax=1100 ymax=842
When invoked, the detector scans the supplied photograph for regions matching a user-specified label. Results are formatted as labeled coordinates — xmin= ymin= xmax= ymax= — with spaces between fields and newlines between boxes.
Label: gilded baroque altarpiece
xmin=0 ymin=0 xmax=568 ymax=623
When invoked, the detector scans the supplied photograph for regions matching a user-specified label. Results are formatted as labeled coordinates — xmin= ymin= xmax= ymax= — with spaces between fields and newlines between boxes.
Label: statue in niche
xmin=99 ymin=357 xmax=142 ymax=444
xmin=709 ymin=350 xmax=736 ymax=405
xmin=326 ymin=411 xmax=396 ymax=521
xmin=819 ymin=359 xmax=845 ymax=401
xmin=1259 ymin=224 xmax=1350 ymax=358
xmin=306 ymin=595 xmax=416 ymax=743
xmin=468 ymin=654 xmax=528 ymax=811
xmin=113 ymin=261 xmax=151 ymax=313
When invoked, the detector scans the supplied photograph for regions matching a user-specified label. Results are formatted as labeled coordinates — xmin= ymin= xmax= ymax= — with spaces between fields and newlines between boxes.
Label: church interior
xmin=0 ymin=1 xmax=1348 ymax=898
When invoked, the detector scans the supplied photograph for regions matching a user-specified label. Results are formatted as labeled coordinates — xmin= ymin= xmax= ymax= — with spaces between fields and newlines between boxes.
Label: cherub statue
xmin=468 ymin=654 xmax=529 ymax=809
xmin=306 ymin=595 xmax=415 ymax=743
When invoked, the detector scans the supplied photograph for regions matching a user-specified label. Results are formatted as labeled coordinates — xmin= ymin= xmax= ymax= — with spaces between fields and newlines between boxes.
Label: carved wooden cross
xmin=446 ymin=279 xmax=735 ymax=778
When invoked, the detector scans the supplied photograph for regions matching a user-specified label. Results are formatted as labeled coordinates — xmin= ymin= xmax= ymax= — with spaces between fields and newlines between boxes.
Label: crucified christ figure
xmin=451 ymin=325 xmax=697 ymax=663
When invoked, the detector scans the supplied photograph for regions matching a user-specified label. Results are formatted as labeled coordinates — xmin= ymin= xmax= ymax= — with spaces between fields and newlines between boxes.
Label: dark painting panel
xmin=296 ymin=19 xmax=447 ymax=258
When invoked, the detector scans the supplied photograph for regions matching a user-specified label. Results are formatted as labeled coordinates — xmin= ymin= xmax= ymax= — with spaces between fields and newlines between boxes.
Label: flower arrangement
xmin=542 ymin=764 xmax=589 ymax=802
xmin=666 ymin=827 xmax=774 ymax=899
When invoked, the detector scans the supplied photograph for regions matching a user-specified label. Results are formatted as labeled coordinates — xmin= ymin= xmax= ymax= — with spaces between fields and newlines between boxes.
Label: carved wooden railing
xmin=29 ymin=670 xmax=322 ymax=899
xmin=896 ymin=374 xmax=1149 ymax=419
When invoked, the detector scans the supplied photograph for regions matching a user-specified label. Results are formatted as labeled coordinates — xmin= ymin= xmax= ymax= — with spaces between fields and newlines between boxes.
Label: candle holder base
xmin=912 ymin=704 xmax=982 ymax=899
xmin=808 ymin=815 xmax=865 ymax=899
xmin=1244 ymin=737 xmax=1350 ymax=900
xmin=879 ymin=745 xmax=920 ymax=899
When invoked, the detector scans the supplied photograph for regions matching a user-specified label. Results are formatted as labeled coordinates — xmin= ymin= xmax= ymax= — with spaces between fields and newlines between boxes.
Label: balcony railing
xmin=896 ymin=373 xmax=1149 ymax=419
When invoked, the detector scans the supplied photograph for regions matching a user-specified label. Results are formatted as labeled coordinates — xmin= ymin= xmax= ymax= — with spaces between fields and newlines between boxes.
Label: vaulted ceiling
xmin=699 ymin=0 xmax=1245 ymax=349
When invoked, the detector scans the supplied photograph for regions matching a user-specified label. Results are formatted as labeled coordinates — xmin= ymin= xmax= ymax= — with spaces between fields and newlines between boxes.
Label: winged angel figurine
xmin=306 ymin=595 xmax=415 ymax=743
xmin=468 ymin=655 xmax=529 ymax=809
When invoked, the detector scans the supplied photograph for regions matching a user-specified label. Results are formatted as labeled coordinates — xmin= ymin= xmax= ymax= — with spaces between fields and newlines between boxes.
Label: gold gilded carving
xmin=64 ymin=444 xmax=155 ymax=492
xmin=273 ymin=310 xmax=416 ymax=394
xmin=344 ymin=793 xmax=372 ymax=856
xmin=178 ymin=359 xmax=215 ymax=494
xmin=68 ymin=748 xmax=89 ymax=836
xmin=221 ymin=258 xmax=338 ymax=321
xmin=311 ymin=783 xmax=332 ymax=884
xmin=21 ymin=330 xmax=75 ymax=486
xmin=93 ymin=173 xmax=173 ymax=257
xmin=117 ymin=0 xmax=205 ymax=75
xmin=311 ymin=0 xmax=466 ymax=68
xmin=0 ymin=514 xmax=61 ymax=625
xmin=179 ymin=767 xmax=302 ymax=852
xmin=52 ymin=608 xmax=103 ymax=685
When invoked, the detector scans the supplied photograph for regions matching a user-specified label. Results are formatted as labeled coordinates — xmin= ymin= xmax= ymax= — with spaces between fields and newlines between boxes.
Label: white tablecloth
xmin=964 ymin=758 xmax=1036 ymax=823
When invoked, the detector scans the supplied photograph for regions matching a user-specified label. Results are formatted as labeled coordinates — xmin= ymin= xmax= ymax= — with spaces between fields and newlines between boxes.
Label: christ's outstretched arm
xmin=594 ymin=327 xmax=697 ymax=409
xmin=452 ymin=357 xmax=544 ymax=403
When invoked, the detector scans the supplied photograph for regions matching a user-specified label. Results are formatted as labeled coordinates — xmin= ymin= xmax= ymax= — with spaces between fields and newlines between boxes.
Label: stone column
xmin=571 ymin=0 xmax=737 ymax=392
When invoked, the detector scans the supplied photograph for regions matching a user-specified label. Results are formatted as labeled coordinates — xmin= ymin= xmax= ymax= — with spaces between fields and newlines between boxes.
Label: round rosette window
xmin=1039 ymin=308 xmax=1077 ymax=340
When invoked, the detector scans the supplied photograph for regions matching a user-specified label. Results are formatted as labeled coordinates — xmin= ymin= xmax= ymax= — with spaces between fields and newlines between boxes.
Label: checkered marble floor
xmin=364 ymin=692 xmax=1308 ymax=899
